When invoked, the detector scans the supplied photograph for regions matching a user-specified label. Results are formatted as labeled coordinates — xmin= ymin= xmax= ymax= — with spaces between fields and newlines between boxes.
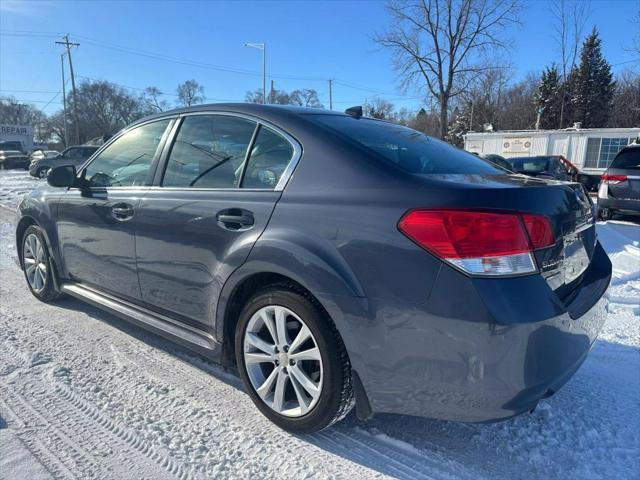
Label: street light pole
xmin=244 ymin=43 xmax=266 ymax=104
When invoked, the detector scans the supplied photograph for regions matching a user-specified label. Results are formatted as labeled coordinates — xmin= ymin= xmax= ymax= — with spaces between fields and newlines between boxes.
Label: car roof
xmin=130 ymin=103 xmax=348 ymax=127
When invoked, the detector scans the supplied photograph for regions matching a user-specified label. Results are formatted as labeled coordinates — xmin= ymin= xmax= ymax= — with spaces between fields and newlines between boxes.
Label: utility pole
xmin=328 ymin=79 xmax=333 ymax=110
xmin=56 ymin=34 xmax=80 ymax=144
xmin=270 ymin=79 xmax=275 ymax=104
xmin=61 ymin=53 xmax=68 ymax=147
xmin=262 ymin=44 xmax=266 ymax=104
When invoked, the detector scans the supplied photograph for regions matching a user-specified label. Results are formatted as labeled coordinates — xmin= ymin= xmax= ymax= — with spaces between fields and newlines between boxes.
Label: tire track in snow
xmin=0 ymin=397 xmax=78 ymax=480
xmin=0 ymin=337 xmax=178 ymax=480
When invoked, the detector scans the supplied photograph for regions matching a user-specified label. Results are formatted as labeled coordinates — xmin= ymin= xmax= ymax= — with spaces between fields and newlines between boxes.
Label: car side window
xmin=83 ymin=119 xmax=171 ymax=188
xmin=65 ymin=148 xmax=81 ymax=159
xmin=241 ymin=126 xmax=294 ymax=189
xmin=162 ymin=115 xmax=257 ymax=188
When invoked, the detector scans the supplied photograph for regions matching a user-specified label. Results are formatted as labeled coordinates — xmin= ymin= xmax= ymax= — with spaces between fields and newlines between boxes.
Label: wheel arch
xmin=215 ymin=229 xmax=369 ymax=365
xmin=16 ymin=215 xmax=38 ymax=269
xmin=218 ymin=271 xmax=326 ymax=366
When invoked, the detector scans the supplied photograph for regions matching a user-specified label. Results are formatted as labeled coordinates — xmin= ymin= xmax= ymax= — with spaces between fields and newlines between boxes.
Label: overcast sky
xmin=1 ymin=0 xmax=638 ymax=115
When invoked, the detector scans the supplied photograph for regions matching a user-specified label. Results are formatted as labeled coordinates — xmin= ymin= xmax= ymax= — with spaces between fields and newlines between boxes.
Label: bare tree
xmin=552 ymin=0 xmax=590 ymax=128
xmin=176 ymin=80 xmax=205 ymax=107
xmin=143 ymin=86 xmax=170 ymax=112
xmin=375 ymin=0 xmax=520 ymax=139
xmin=289 ymin=89 xmax=324 ymax=108
xmin=245 ymin=87 xmax=324 ymax=108
xmin=67 ymin=80 xmax=149 ymax=142
xmin=364 ymin=98 xmax=396 ymax=119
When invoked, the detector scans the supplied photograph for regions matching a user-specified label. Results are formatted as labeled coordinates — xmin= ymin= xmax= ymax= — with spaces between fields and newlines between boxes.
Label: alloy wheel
xmin=23 ymin=233 xmax=47 ymax=293
xmin=243 ymin=305 xmax=323 ymax=417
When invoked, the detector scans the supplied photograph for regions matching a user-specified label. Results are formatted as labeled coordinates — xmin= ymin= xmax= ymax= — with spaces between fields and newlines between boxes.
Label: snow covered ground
xmin=0 ymin=169 xmax=638 ymax=479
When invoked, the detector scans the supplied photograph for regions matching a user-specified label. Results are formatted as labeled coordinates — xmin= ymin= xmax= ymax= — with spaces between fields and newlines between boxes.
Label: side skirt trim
xmin=60 ymin=283 xmax=220 ymax=355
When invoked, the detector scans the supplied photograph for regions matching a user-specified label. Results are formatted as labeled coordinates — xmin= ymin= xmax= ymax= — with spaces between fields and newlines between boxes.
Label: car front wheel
xmin=21 ymin=225 xmax=61 ymax=302
xmin=235 ymin=285 xmax=354 ymax=432
xmin=37 ymin=166 xmax=51 ymax=178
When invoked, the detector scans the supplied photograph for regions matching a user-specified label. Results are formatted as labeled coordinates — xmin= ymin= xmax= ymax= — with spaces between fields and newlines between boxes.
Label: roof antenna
xmin=345 ymin=106 xmax=363 ymax=118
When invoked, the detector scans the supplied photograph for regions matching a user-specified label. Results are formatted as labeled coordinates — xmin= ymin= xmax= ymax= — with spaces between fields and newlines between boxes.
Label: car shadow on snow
xmin=48 ymin=294 xmax=640 ymax=480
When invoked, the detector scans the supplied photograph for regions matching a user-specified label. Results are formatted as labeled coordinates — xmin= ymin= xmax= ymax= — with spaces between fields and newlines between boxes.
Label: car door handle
xmin=216 ymin=209 xmax=254 ymax=230
xmin=111 ymin=203 xmax=135 ymax=221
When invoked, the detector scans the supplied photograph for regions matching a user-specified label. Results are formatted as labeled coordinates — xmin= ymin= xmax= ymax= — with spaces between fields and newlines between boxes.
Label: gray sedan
xmin=29 ymin=145 xmax=98 ymax=178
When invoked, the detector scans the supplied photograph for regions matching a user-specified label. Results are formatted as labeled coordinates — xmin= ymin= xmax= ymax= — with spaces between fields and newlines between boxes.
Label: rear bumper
xmin=352 ymin=243 xmax=611 ymax=422
xmin=1 ymin=158 xmax=29 ymax=169
xmin=598 ymin=196 xmax=640 ymax=214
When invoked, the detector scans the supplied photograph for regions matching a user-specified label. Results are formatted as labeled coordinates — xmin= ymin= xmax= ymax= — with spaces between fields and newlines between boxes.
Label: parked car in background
xmin=597 ymin=145 xmax=640 ymax=220
xmin=30 ymin=149 xmax=61 ymax=162
xmin=0 ymin=149 xmax=30 ymax=169
xmin=31 ymin=148 xmax=60 ymax=160
xmin=503 ymin=155 xmax=578 ymax=182
xmin=29 ymin=145 xmax=98 ymax=178
xmin=481 ymin=153 xmax=514 ymax=171
xmin=0 ymin=140 xmax=25 ymax=153
xmin=16 ymin=104 xmax=610 ymax=432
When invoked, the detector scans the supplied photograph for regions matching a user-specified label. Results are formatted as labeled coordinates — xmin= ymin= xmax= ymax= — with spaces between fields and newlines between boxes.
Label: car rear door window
xmin=163 ymin=115 xmax=257 ymax=188
xmin=83 ymin=119 xmax=171 ymax=187
xmin=241 ymin=126 xmax=294 ymax=189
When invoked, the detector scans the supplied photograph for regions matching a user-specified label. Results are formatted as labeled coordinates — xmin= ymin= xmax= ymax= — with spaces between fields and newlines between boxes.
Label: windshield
xmin=507 ymin=157 xmax=550 ymax=173
xmin=307 ymin=115 xmax=503 ymax=175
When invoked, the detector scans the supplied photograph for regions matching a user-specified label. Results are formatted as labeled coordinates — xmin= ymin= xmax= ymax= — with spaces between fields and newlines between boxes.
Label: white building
xmin=464 ymin=127 xmax=640 ymax=174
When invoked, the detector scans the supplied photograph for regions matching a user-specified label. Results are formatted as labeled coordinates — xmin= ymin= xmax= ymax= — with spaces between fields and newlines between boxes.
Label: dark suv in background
xmin=29 ymin=145 xmax=99 ymax=178
xmin=598 ymin=145 xmax=640 ymax=220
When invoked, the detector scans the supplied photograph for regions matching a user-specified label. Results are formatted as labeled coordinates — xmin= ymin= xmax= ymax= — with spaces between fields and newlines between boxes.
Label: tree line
xmin=0 ymin=79 xmax=329 ymax=148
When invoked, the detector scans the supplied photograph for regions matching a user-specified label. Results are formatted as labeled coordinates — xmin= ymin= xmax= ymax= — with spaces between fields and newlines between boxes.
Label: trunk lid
xmin=422 ymin=174 xmax=597 ymax=294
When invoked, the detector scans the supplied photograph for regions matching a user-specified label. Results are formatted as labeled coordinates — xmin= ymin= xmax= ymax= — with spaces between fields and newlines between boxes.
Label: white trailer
xmin=0 ymin=124 xmax=34 ymax=153
xmin=464 ymin=127 xmax=640 ymax=176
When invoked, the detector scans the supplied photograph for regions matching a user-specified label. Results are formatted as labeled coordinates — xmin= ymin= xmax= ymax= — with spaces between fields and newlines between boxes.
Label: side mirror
xmin=47 ymin=165 xmax=78 ymax=188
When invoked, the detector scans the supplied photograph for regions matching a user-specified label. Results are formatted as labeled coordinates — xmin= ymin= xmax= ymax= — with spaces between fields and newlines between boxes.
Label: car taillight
xmin=398 ymin=210 xmax=555 ymax=276
xmin=601 ymin=174 xmax=627 ymax=184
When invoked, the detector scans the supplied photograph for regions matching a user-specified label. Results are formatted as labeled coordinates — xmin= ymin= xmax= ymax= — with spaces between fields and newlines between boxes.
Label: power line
xmin=0 ymin=29 xmax=419 ymax=100
xmin=9 ymin=98 xmax=63 ymax=105
xmin=0 ymin=89 xmax=61 ymax=94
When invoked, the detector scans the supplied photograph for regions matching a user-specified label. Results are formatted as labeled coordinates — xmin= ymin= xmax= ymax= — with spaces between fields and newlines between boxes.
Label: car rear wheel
xmin=235 ymin=285 xmax=354 ymax=432
xmin=37 ymin=166 xmax=51 ymax=178
xmin=21 ymin=225 xmax=61 ymax=302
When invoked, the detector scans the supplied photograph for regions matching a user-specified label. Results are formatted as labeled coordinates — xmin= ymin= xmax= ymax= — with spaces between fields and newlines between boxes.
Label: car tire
xmin=37 ymin=167 xmax=50 ymax=178
xmin=21 ymin=225 xmax=61 ymax=302
xmin=235 ymin=284 xmax=354 ymax=432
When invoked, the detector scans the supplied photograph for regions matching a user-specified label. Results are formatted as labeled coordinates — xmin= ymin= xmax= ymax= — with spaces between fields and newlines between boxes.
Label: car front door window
xmin=84 ymin=120 xmax=171 ymax=188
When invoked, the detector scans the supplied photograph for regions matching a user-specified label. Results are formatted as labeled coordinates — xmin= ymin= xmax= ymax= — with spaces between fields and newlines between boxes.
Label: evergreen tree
xmin=570 ymin=28 xmax=615 ymax=127
xmin=535 ymin=64 xmax=562 ymax=129
xmin=446 ymin=105 xmax=471 ymax=147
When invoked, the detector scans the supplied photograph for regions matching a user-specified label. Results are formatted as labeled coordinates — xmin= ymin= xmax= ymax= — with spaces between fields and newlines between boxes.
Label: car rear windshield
xmin=507 ymin=157 xmax=550 ymax=173
xmin=307 ymin=115 xmax=502 ymax=174
xmin=610 ymin=149 xmax=640 ymax=170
